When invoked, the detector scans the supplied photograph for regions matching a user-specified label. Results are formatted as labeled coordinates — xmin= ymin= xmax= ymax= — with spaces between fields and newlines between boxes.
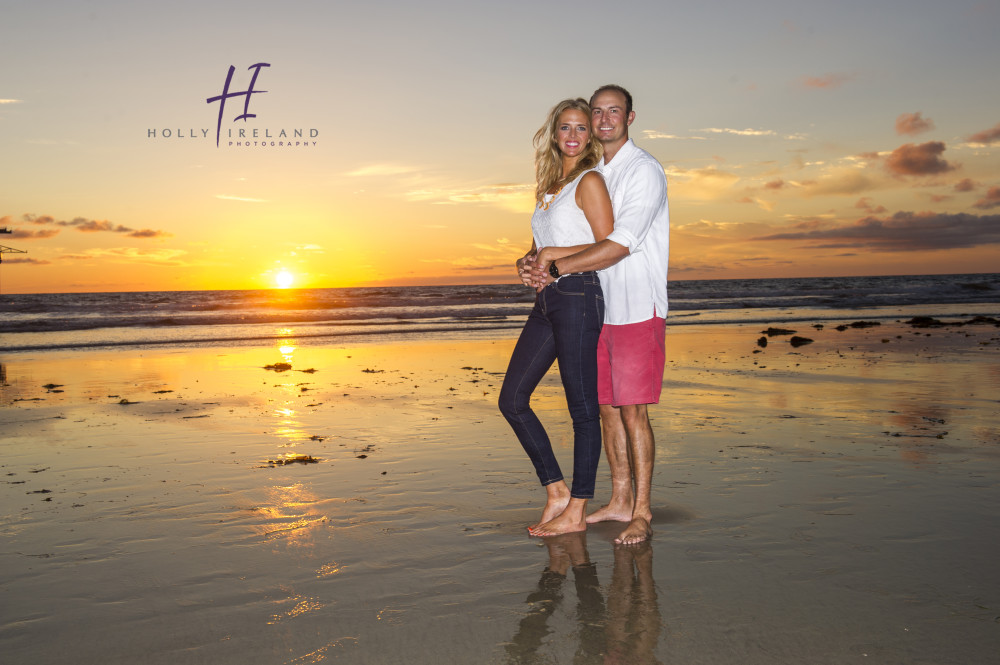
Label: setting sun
xmin=275 ymin=270 xmax=295 ymax=289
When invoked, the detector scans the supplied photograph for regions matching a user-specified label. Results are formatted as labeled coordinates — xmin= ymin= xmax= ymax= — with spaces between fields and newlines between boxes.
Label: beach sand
xmin=2 ymin=319 xmax=999 ymax=664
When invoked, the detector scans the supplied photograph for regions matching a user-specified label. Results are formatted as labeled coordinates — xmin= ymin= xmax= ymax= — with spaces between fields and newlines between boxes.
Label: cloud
xmin=0 ymin=257 xmax=49 ymax=265
xmin=884 ymin=142 xmax=956 ymax=176
xmin=641 ymin=130 xmax=706 ymax=140
xmin=420 ymin=237 xmax=524 ymax=273
xmin=764 ymin=179 xmax=785 ymax=190
xmin=407 ymin=182 xmax=534 ymax=212
xmin=59 ymin=247 xmax=188 ymax=265
xmin=800 ymin=169 xmax=880 ymax=197
xmin=967 ymin=122 xmax=1000 ymax=145
xmin=669 ymin=166 xmax=741 ymax=200
xmin=798 ymin=73 xmax=852 ymax=90
xmin=471 ymin=243 xmax=507 ymax=253
xmin=699 ymin=127 xmax=777 ymax=137
xmin=16 ymin=213 xmax=171 ymax=238
xmin=75 ymin=219 xmax=134 ymax=233
xmin=675 ymin=218 xmax=787 ymax=238
xmin=444 ymin=183 xmax=534 ymax=204
xmin=215 ymin=194 xmax=267 ymax=202
xmin=7 ymin=228 xmax=60 ymax=240
xmin=895 ymin=112 xmax=934 ymax=136
xmin=345 ymin=164 xmax=419 ymax=177
xmin=0 ymin=99 xmax=23 ymax=104
xmin=754 ymin=211 xmax=1000 ymax=251
xmin=855 ymin=197 xmax=887 ymax=214
xmin=954 ymin=178 xmax=977 ymax=192
xmin=973 ymin=186 xmax=1000 ymax=210
xmin=454 ymin=264 xmax=511 ymax=272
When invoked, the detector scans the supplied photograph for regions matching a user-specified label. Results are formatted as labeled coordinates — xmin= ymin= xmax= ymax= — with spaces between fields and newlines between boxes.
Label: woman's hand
xmin=517 ymin=253 xmax=537 ymax=287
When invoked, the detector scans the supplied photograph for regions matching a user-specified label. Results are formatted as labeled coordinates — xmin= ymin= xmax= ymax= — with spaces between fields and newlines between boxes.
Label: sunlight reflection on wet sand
xmin=2 ymin=323 xmax=998 ymax=663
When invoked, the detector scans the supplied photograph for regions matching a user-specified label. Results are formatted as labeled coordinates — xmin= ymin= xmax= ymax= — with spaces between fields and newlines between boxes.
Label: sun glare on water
xmin=275 ymin=270 xmax=295 ymax=289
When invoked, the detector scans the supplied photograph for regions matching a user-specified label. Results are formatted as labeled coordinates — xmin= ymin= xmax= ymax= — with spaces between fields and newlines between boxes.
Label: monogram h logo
xmin=206 ymin=63 xmax=271 ymax=147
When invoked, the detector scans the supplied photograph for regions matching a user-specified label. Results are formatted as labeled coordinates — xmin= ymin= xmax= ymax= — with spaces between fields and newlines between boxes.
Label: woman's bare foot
xmin=614 ymin=516 xmax=652 ymax=545
xmin=530 ymin=498 xmax=588 ymax=537
xmin=529 ymin=481 xmax=571 ymax=530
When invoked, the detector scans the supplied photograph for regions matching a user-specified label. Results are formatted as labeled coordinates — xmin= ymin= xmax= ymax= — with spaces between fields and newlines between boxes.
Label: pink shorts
xmin=597 ymin=316 xmax=666 ymax=406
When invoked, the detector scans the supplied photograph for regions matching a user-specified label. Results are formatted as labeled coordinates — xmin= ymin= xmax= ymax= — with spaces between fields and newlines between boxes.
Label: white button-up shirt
xmin=597 ymin=139 xmax=670 ymax=325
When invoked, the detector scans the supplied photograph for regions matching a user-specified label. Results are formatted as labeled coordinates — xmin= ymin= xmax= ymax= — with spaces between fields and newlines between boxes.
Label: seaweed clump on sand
xmin=761 ymin=327 xmax=796 ymax=337
xmin=263 ymin=362 xmax=293 ymax=372
xmin=906 ymin=316 xmax=1000 ymax=329
xmin=834 ymin=321 xmax=882 ymax=331
xmin=263 ymin=454 xmax=320 ymax=467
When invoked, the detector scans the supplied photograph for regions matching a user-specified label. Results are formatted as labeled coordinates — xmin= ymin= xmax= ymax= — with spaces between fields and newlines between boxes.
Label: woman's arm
xmin=534 ymin=172 xmax=614 ymax=268
xmin=576 ymin=171 xmax=613 ymax=241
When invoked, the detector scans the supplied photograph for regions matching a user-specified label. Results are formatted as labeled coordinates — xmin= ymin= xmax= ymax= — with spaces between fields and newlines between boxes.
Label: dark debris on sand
xmin=762 ymin=327 xmax=796 ymax=337
xmin=835 ymin=321 xmax=882 ymax=331
xmin=262 ymin=454 xmax=320 ymax=467
xmin=906 ymin=315 xmax=1000 ymax=328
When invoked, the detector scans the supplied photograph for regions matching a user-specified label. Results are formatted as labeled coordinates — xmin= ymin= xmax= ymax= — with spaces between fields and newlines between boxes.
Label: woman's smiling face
xmin=555 ymin=108 xmax=591 ymax=159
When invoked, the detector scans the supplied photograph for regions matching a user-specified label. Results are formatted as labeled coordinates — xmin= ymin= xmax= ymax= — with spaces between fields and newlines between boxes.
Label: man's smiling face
xmin=590 ymin=89 xmax=634 ymax=148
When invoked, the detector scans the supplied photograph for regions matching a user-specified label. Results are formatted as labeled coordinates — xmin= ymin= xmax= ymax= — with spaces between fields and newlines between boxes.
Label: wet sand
xmin=2 ymin=319 xmax=999 ymax=664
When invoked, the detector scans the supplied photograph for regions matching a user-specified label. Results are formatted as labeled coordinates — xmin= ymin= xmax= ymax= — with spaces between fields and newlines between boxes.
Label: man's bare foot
xmin=585 ymin=502 xmax=633 ymax=524
xmin=614 ymin=516 xmax=652 ymax=545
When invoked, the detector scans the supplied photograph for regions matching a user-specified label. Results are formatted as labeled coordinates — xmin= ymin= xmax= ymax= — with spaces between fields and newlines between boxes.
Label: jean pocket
xmin=553 ymin=276 xmax=585 ymax=296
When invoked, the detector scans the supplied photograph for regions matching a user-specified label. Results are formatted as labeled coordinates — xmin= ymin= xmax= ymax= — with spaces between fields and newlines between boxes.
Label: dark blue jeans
xmin=499 ymin=273 xmax=605 ymax=499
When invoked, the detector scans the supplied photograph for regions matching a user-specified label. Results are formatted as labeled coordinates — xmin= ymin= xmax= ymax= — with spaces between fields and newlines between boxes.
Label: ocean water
xmin=2 ymin=273 xmax=998 ymax=352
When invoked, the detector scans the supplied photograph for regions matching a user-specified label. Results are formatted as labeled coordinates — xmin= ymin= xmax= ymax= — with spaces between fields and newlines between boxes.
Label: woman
xmin=499 ymin=98 xmax=613 ymax=536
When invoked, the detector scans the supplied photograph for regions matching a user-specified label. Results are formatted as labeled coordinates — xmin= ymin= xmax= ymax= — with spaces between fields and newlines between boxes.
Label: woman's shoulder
xmin=577 ymin=169 xmax=609 ymax=194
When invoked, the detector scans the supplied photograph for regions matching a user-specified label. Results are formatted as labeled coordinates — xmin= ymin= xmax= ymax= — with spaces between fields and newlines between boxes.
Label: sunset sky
xmin=2 ymin=0 xmax=998 ymax=294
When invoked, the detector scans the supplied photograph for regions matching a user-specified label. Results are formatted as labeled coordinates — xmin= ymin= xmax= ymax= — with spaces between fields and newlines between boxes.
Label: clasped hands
xmin=516 ymin=250 xmax=555 ymax=292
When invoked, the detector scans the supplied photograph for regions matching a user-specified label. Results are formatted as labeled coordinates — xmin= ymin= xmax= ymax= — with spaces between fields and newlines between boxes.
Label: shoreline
xmin=3 ymin=300 xmax=998 ymax=355
xmin=2 ymin=319 xmax=999 ymax=663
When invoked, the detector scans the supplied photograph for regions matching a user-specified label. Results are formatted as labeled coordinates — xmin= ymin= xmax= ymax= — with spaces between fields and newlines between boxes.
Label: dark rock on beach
xmin=903 ymin=316 xmax=999 ymax=328
xmin=762 ymin=327 xmax=796 ymax=337
xmin=907 ymin=316 xmax=947 ymax=328
xmin=835 ymin=321 xmax=882 ymax=331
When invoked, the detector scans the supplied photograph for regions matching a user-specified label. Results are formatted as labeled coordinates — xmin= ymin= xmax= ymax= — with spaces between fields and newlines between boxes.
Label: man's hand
xmin=526 ymin=248 xmax=555 ymax=291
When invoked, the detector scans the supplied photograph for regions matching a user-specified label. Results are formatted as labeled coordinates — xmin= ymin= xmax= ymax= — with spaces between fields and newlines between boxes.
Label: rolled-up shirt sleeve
xmin=604 ymin=160 xmax=668 ymax=254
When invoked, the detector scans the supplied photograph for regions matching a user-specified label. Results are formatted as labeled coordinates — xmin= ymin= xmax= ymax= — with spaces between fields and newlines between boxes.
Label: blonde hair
xmin=533 ymin=98 xmax=602 ymax=203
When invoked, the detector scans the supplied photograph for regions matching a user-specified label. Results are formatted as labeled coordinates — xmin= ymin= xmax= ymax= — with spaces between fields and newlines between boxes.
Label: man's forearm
xmin=554 ymin=238 xmax=629 ymax=274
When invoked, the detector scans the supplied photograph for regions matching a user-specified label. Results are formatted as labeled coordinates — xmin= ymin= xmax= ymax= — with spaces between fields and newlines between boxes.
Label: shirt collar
xmin=598 ymin=138 xmax=636 ymax=173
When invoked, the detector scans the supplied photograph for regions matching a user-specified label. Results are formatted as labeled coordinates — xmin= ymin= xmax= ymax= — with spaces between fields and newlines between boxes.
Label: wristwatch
xmin=548 ymin=261 xmax=560 ymax=280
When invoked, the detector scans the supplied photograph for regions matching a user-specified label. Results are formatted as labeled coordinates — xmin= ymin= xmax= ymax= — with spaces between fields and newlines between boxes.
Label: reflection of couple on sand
xmin=499 ymin=85 xmax=670 ymax=544
xmin=504 ymin=531 xmax=663 ymax=665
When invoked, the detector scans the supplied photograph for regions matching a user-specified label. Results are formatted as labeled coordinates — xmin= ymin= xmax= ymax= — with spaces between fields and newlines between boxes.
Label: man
xmin=529 ymin=84 xmax=669 ymax=544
